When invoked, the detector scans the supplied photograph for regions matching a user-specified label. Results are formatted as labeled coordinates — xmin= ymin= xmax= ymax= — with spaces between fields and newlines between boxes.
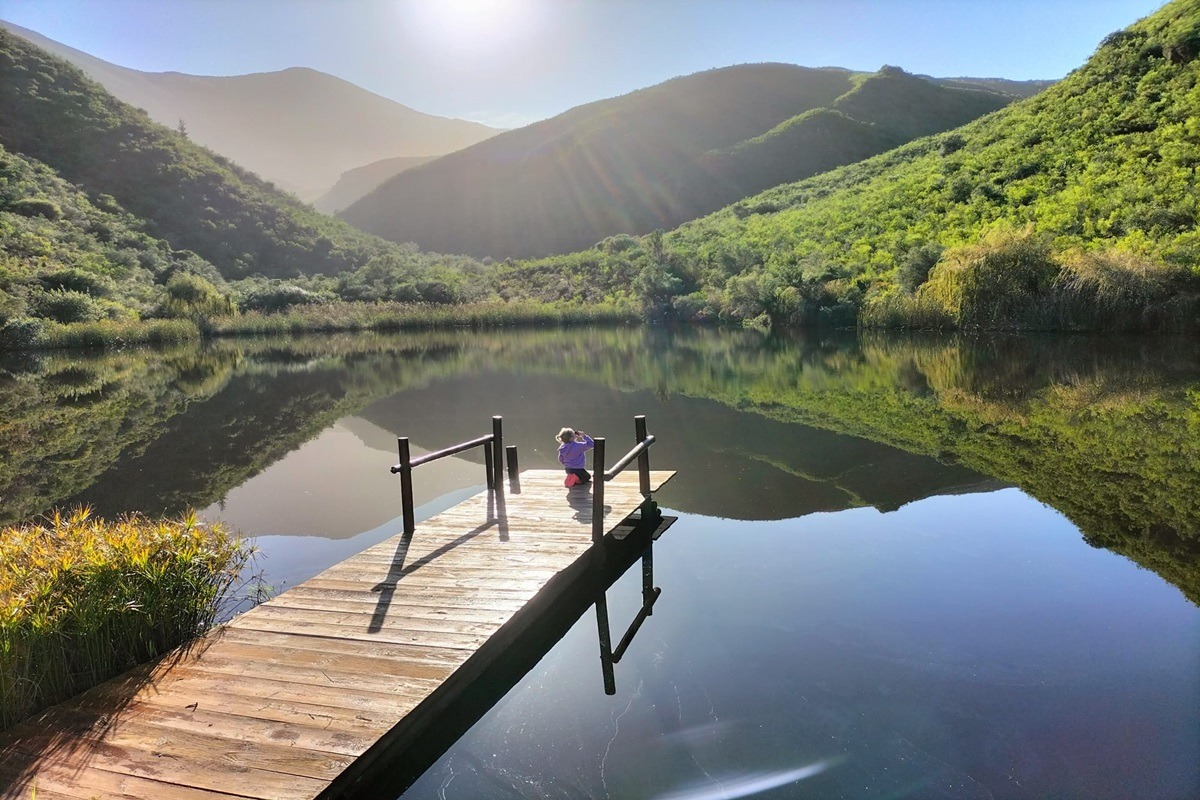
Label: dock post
xmin=635 ymin=415 xmax=650 ymax=496
xmin=397 ymin=437 xmax=415 ymax=535
xmin=492 ymin=416 xmax=504 ymax=492
xmin=592 ymin=438 xmax=606 ymax=544
xmin=484 ymin=443 xmax=494 ymax=489
xmin=506 ymin=445 xmax=519 ymax=480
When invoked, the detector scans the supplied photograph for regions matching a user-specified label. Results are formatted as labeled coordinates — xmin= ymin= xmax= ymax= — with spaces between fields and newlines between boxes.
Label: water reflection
xmin=3 ymin=326 xmax=1198 ymax=603
xmin=2 ymin=327 xmax=1198 ymax=797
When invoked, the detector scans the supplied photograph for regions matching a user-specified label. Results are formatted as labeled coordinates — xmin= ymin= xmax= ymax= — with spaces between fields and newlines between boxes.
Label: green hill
xmin=340 ymin=64 xmax=1017 ymax=260
xmin=494 ymin=0 xmax=1200 ymax=332
xmin=0 ymin=29 xmax=499 ymax=339
xmin=0 ymin=27 xmax=415 ymax=282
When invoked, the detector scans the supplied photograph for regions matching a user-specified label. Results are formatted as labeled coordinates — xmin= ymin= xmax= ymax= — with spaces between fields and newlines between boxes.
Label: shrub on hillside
xmin=237 ymin=284 xmax=321 ymax=313
xmin=920 ymin=228 xmax=1058 ymax=329
xmin=5 ymin=197 xmax=61 ymax=220
xmin=1055 ymin=249 xmax=1200 ymax=332
xmin=159 ymin=273 xmax=236 ymax=322
xmin=38 ymin=268 xmax=114 ymax=298
xmin=28 ymin=288 xmax=105 ymax=324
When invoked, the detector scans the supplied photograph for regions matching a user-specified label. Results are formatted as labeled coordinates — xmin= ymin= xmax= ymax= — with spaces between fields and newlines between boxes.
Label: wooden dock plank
xmin=0 ymin=469 xmax=674 ymax=800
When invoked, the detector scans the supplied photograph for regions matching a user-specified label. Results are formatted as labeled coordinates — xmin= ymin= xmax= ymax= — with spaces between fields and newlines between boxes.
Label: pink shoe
xmin=564 ymin=473 xmax=579 ymax=487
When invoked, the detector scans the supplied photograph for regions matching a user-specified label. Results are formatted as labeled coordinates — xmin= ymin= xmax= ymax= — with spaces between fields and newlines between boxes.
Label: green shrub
xmin=920 ymin=227 xmax=1058 ymax=329
xmin=0 ymin=508 xmax=258 ymax=730
xmin=237 ymin=284 xmax=320 ymax=313
xmin=38 ymin=268 xmax=114 ymax=298
xmin=897 ymin=243 xmax=944 ymax=293
xmin=1054 ymin=249 xmax=1200 ymax=332
xmin=5 ymin=198 xmax=61 ymax=220
xmin=29 ymin=288 xmax=105 ymax=324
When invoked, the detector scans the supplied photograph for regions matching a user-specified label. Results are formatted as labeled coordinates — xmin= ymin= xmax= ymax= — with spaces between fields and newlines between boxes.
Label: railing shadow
xmin=328 ymin=503 xmax=677 ymax=800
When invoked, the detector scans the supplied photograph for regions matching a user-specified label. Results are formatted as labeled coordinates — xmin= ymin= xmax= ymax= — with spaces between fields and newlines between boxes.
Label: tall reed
xmin=0 ymin=508 xmax=257 ymax=731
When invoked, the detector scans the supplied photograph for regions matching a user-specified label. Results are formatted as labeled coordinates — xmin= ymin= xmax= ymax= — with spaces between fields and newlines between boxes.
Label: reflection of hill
xmin=357 ymin=371 xmax=1000 ymax=520
xmin=4 ymin=327 xmax=1198 ymax=604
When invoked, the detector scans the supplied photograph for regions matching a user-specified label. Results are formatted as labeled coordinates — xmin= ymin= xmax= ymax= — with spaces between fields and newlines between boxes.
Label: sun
xmin=404 ymin=0 xmax=539 ymax=52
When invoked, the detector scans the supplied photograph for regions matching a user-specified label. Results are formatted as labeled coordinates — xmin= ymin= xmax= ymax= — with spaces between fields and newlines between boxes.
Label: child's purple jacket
xmin=557 ymin=434 xmax=594 ymax=469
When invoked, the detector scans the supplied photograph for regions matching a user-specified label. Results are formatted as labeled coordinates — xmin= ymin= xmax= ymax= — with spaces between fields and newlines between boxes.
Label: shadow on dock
xmin=322 ymin=507 xmax=676 ymax=800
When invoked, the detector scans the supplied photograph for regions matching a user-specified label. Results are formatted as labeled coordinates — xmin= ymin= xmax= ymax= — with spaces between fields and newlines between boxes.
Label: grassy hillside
xmin=495 ymin=0 xmax=1200 ymax=333
xmin=340 ymin=64 xmax=1015 ymax=260
xmin=0 ymin=21 xmax=499 ymax=200
xmin=0 ymin=29 xmax=511 ymax=342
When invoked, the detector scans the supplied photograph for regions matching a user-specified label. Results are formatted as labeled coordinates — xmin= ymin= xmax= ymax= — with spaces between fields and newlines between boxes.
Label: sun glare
xmin=404 ymin=0 xmax=539 ymax=52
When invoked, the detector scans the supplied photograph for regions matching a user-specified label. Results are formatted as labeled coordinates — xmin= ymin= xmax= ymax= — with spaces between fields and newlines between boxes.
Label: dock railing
xmin=591 ymin=415 xmax=657 ymax=543
xmin=389 ymin=415 xmax=514 ymax=535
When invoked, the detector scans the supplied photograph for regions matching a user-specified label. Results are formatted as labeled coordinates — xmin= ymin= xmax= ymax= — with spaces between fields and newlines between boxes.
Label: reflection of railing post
xmin=592 ymin=438 xmax=606 ymax=544
xmin=492 ymin=416 xmax=504 ymax=492
xmin=634 ymin=415 xmax=650 ymax=496
xmin=642 ymin=546 xmax=654 ymax=613
xmin=397 ymin=437 xmax=415 ymax=536
xmin=594 ymin=593 xmax=616 ymax=696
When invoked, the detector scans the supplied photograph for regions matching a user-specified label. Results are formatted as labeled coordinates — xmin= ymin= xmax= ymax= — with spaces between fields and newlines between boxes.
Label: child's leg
xmin=571 ymin=468 xmax=591 ymax=484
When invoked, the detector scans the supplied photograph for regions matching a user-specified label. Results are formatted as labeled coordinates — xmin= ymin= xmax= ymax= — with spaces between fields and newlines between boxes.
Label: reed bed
xmin=19 ymin=318 xmax=201 ymax=350
xmin=207 ymin=299 xmax=637 ymax=337
xmin=0 ymin=508 xmax=256 ymax=731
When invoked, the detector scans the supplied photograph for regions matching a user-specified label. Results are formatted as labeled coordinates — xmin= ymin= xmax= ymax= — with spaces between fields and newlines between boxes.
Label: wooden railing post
xmin=484 ymin=442 xmax=494 ymax=489
xmin=505 ymin=445 xmax=518 ymax=480
xmin=397 ymin=437 xmax=415 ymax=536
xmin=592 ymin=437 xmax=606 ymax=544
xmin=634 ymin=415 xmax=650 ymax=496
xmin=492 ymin=416 xmax=504 ymax=492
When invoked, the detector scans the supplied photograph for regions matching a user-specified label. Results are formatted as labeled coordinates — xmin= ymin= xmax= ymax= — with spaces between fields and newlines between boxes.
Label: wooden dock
xmin=0 ymin=468 xmax=675 ymax=800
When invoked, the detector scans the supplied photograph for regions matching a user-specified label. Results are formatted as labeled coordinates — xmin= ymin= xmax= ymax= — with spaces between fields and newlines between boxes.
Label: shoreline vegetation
xmin=2 ymin=300 xmax=639 ymax=351
xmin=0 ymin=508 xmax=259 ymax=731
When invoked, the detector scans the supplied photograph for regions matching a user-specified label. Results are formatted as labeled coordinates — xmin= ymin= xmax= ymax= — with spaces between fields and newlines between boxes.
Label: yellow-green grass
xmin=0 ymin=508 xmax=256 ymax=731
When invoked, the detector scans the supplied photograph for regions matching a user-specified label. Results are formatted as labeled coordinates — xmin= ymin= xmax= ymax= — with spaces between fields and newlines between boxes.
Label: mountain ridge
xmin=340 ymin=62 xmax=1022 ymax=259
xmin=0 ymin=20 xmax=500 ymax=199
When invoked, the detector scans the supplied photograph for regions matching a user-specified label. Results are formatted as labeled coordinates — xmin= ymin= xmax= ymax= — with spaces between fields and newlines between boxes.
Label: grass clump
xmin=0 ymin=507 xmax=257 ymax=731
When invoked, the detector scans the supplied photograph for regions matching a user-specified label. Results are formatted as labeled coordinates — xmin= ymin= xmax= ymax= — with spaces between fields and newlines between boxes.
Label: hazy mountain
xmin=314 ymin=155 xmax=438 ymax=214
xmin=0 ymin=27 xmax=443 ymax=287
xmin=339 ymin=63 xmax=1021 ymax=259
xmin=0 ymin=20 xmax=500 ymax=200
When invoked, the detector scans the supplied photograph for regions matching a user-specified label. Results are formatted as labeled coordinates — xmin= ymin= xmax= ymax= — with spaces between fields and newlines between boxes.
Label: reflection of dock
xmin=0 ymin=460 xmax=675 ymax=799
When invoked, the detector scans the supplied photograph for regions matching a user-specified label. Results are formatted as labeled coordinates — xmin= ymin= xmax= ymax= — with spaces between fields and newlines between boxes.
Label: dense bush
xmin=28 ymin=288 xmax=105 ymax=324
xmin=0 ymin=508 xmax=257 ymax=730
xmin=5 ymin=197 xmax=60 ymax=220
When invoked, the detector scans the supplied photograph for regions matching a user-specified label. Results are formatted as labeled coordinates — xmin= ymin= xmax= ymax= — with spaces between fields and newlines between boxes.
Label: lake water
xmin=2 ymin=327 xmax=1197 ymax=798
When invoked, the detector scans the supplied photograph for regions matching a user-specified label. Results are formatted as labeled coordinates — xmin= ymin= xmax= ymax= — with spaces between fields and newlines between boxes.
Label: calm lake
xmin=2 ymin=326 xmax=1197 ymax=799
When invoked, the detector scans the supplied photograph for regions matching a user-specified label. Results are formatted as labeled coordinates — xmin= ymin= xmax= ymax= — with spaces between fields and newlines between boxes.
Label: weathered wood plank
xmin=0 ymin=469 xmax=674 ymax=800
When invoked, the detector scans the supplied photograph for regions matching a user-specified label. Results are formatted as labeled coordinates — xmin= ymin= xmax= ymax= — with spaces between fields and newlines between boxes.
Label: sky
xmin=1 ymin=0 xmax=1170 ymax=128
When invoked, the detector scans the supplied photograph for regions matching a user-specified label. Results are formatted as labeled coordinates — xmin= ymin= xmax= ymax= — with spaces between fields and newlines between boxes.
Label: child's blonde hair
xmin=557 ymin=427 xmax=575 ymax=443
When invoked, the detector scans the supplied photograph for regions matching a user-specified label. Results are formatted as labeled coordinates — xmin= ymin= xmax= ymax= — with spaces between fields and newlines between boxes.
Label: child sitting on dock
xmin=557 ymin=427 xmax=594 ymax=487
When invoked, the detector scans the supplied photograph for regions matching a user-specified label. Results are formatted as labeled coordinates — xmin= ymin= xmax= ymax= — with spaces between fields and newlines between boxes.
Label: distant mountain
xmin=314 ymin=155 xmax=438 ymax=214
xmin=0 ymin=20 xmax=500 ymax=200
xmin=917 ymin=76 xmax=1055 ymax=98
xmin=0 ymin=28 xmax=426 ymax=286
xmin=340 ymin=63 xmax=1022 ymax=259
